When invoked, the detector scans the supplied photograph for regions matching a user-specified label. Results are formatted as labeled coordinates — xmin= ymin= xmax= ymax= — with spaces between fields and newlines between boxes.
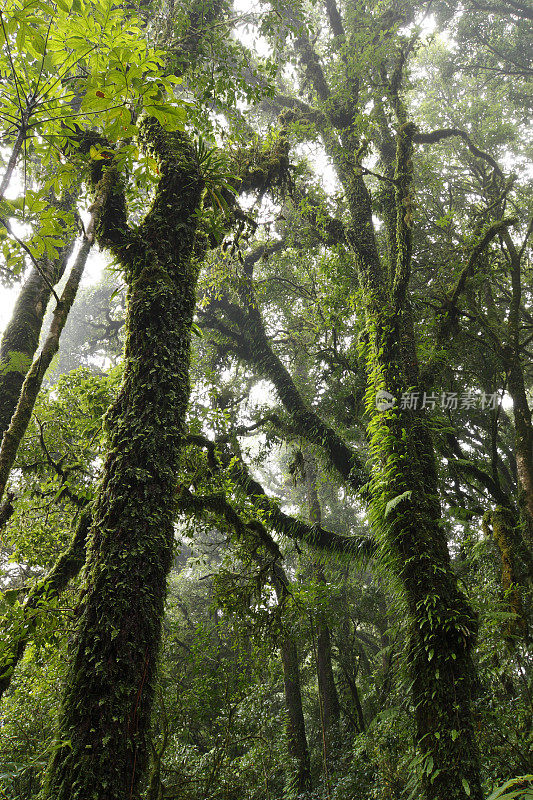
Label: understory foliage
xmin=0 ymin=0 xmax=532 ymax=798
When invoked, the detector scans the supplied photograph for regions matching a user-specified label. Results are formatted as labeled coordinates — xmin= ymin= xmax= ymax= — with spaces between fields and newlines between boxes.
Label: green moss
xmin=41 ymin=122 xmax=207 ymax=800
xmin=357 ymin=117 xmax=483 ymax=797
xmin=491 ymin=507 xmax=528 ymax=637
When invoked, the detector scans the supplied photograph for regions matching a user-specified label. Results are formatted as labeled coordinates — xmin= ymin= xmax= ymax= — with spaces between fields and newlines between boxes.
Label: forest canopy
xmin=0 ymin=0 xmax=531 ymax=799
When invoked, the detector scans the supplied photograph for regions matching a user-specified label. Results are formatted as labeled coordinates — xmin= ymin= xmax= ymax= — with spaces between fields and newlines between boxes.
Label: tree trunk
xmin=486 ymin=506 xmax=531 ymax=638
xmin=0 ymin=236 xmax=91 ymax=502
xmin=507 ymin=359 xmax=533 ymax=553
xmin=0 ymin=190 xmax=79 ymax=442
xmin=356 ymin=122 xmax=483 ymax=800
xmin=363 ymin=301 xmax=483 ymax=800
xmin=279 ymin=631 xmax=312 ymax=796
xmin=41 ymin=120 xmax=205 ymax=800
xmin=272 ymin=569 xmax=312 ymax=796
xmin=502 ymin=226 xmax=533 ymax=553
xmin=302 ymin=452 xmax=341 ymax=738
xmin=314 ymin=598 xmax=340 ymax=735
xmin=0 ymin=253 xmax=74 ymax=442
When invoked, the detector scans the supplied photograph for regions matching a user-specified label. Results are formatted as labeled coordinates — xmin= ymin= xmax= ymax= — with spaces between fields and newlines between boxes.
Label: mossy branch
xmin=198 ymin=291 xmax=368 ymax=491
xmin=176 ymin=488 xmax=283 ymax=562
xmin=90 ymin=162 xmax=133 ymax=263
xmin=413 ymin=127 xmax=504 ymax=180
xmin=0 ymin=510 xmax=90 ymax=702
xmin=186 ymin=434 xmax=374 ymax=559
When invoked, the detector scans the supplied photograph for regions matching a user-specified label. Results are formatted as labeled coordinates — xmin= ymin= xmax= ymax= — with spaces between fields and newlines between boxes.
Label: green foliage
xmin=486 ymin=776 xmax=533 ymax=800
xmin=0 ymin=0 xmax=187 ymax=279
xmin=0 ymin=0 xmax=532 ymax=798
xmin=0 ymin=640 xmax=68 ymax=800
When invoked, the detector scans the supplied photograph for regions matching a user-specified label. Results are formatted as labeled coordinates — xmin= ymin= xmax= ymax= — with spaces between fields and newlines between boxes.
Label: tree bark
xmin=0 ymin=235 xmax=91 ymax=502
xmin=273 ymin=569 xmax=312 ymax=796
xmin=0 ymin=237 xmax=78 ymax=443
xmin=278 ymin=20 xmax=485 ymax=790
xmin=485 ymin=506 xmax=532 ymax=638
xmin=356 ymin=121 xmax=483 ymax=800
xmin=477 ymin=226 xmax=533 ymax=557
xmin=279 ymin=633 xmax=312 ymax=795
xmin=302 ymin=452 xmax=341 ymax=738
xmin=41 ymin=120 xmax=205 ymax=800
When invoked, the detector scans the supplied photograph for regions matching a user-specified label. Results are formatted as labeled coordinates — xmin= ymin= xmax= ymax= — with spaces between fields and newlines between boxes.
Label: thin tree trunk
xmin=302 ymin=452 xmax=341 ymax=737
xmin=41 ymin=120 xmax=206 ymax=800
xmin=507 ymin=357 xmax=533 ymax=552
xmin=272 ymin=568 xmax=312 ymax=796
xmin=0 ymin=197 xmax=79 ymax=442
xmin=0 ymin=511 xmax=90 ymax=701
xmin=0 ymin=126 xmax=26 ymax=199
xmin=280 ymin=633 xmax=312 ymax=795
xmin=0 ymin=234 xmax=91 ymax=501
xmin=503 ymin=227 xmax=533 ymax=552
xmin=485 ymin=506 xmax=531 ymax=638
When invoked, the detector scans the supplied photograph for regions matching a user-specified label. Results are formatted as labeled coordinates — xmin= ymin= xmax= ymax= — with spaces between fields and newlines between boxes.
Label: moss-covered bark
xmin=367 ymin=367 xmax=482 ymax=799
xmin=489 ymin=506 xmax=531 ymax=637
xmin=358 ymin=121 xmax=483 ymax=800
xmin=41 ymin=120 xmax=205 ymax=800
xmin=275 ymin=33 xmax=485 ymax=789
xmin=280 ymin=633 xmax=312 ymax=795
xmin=0 ymin=256 xmax=74 ymax=443
xmin=0 ymin=269 xmax=53 ymax=440
xmin=302 ymin=452 xmax=341 ymax=741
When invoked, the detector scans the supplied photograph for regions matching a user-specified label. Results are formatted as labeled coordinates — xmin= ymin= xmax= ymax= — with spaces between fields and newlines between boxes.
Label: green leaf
xmin=1 ymin=589 xmax=21 ymax=607
xmin=384 ymin=491 xmax=412 ymax=518
xmin=486 ymin=777 xmax=533 ymax=800
xmin=0 ymin=351 xmax=32 ymax=376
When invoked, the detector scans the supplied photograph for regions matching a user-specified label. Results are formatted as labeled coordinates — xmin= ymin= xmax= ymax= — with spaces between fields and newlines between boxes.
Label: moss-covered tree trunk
xmin=277 ymin=21 xmax=485 ymax=784
xmin=0 ymin=235 xmax=92 ymax=502
xmin=277 ymin=18 xmax=485 ymax=783
xmin=486 ymin=506 xmax=532 ymax=637
xmin=0 ymin=189 xmax=81 ymax=442
xmin=505 ymin=236 xmax=533 ymax=553
xmin=42 ymin=119 xmax=205 ymax=800
xmin=358 ymin=122 xmax=482 ymax=800
xmin=279 ymin=633 xmax=312 ymax=795
xmin=0 ymin=268 xmax=55 ymax=440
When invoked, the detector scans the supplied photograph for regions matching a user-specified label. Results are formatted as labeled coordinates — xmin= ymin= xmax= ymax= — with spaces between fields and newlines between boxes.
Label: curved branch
xmin=413 ymin=127 xmax=504 ymax=179
xmin=199 ymin=292 xmax=368 ymax=491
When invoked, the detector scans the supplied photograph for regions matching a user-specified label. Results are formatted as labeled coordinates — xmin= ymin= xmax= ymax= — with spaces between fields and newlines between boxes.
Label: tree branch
xmin=413 ymin=127 xmax=504 ymax=180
